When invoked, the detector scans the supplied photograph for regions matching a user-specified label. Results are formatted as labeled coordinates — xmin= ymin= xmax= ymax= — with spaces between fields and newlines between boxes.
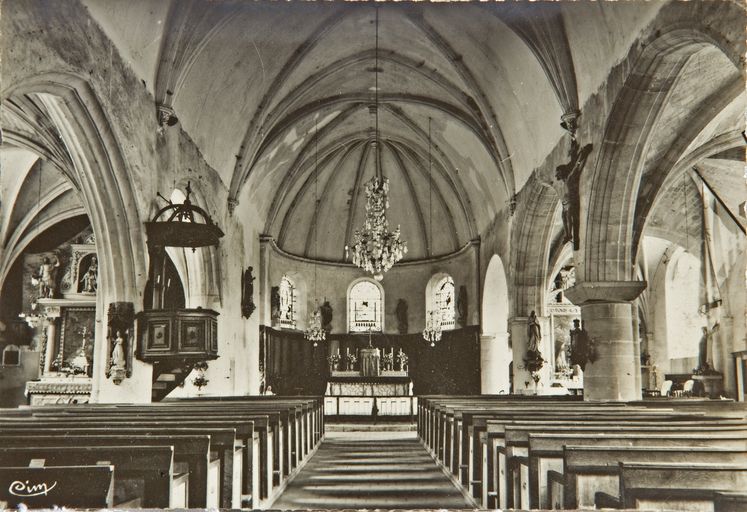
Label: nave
xmin=272 ymin=431 xmax=473 ymax=509
xmin=1 ymin=394 xmax=746 ymax=511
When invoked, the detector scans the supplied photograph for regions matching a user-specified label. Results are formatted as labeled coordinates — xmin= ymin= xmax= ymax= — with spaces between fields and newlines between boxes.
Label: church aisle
xmin=271 ymin=431 xmax=474 ymax=509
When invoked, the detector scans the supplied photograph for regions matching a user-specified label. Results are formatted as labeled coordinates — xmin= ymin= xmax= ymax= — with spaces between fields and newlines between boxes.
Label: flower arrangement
xmin=396 ymin=351 xmax=408 ymax=370
xmin=346 ymin=353 xmax=357 ymax=369
xmin=381 ymin=352 xmax=394 ymax=370
xmin=327 ymin=353 xmax=341 ymax=370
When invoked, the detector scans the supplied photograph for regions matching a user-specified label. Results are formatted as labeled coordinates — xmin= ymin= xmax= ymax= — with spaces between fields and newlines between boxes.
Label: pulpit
xmin=360 ymin=347 xmax=380 ymax=377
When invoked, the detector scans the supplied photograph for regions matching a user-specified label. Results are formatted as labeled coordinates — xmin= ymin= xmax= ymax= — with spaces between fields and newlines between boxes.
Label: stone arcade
xmin=0 ymin=1 xmax=745 ymax=510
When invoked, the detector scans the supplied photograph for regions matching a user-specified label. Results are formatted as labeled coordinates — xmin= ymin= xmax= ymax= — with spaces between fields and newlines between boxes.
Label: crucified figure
xmin=554 ymin=139 xmax=593 ymax=250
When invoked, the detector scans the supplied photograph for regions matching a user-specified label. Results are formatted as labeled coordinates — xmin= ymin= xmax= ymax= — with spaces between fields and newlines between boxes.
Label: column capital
xmin=565 ymin=281 xmax=646 ymax=305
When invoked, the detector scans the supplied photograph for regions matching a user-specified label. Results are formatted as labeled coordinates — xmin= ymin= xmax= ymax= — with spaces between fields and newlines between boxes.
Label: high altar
xmin=324 ymin=346 xmax=414 ymax=416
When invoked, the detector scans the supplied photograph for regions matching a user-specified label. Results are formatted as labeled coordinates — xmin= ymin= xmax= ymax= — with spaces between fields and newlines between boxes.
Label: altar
xmin=324 ymin=346 xmax=414 ymax=416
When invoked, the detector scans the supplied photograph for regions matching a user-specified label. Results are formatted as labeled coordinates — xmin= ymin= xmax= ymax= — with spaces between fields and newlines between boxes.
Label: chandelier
xmin=304 ymin=304 xmax=325 ymax=347
xmin=304 ymin=118 xmax=326 ymax=346
xmin=422 ymin=118 xmax=441 ymax=346
xmin=350 ymin=7 xmax=407 ymax=280
xmin=423 ymin=309 xmax=442 ymax=347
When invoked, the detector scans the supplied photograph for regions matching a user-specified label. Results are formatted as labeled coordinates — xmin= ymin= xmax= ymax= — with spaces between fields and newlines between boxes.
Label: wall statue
xmin=106 ymin=302 xmax=135 ymax=384
xmin=554 ymin=139 xmax=593 ymax=250
xmin=270 ymin=286 xmax=280 ymax=323
xmin=457 ymin=285 xmax=468 ymax=327
xmin=395 ymin=299 xmax=408 ymax=334
xmin=241 ymin=266 xmax=256 ymax=319
xmin=33 ymin=255 xmax=60 ymax=299
xmin=320 ymin=300 xmax=333 ymax=334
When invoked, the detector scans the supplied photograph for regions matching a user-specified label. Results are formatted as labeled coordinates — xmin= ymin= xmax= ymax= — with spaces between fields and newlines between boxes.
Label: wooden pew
xmin=12 ymin=413 xmax=256 ymax=508
xmin=0 ymin=446 xmax=175 ymax=508
xmin=0 ymin=465 xmax=115 ymax=509
xmin=8 ymin=396 xmax=323 ymax=508
xmin=562 ymin=445 xmax=747 ymax=509
xmin=0 ymin=426 xmax=220 ymax=508
xmin=511 ymin=423 xmax=747 ymax=510
xmin=596 ymin=462 xmax=747 ymax=511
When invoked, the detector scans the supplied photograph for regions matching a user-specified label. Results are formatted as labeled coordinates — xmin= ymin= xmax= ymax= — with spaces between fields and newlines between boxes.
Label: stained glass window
xmin=348 ymin=279 xmax=382 ymax=332
xmin=278 ymin=276 xmax=297 ymax=329
xmin=434 ymin=276 xmax=455 ymax=330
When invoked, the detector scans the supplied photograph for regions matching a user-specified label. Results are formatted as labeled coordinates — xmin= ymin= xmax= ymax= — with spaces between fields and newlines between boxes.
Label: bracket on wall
xmin=106 ymin=302 xmax=135 ymax=385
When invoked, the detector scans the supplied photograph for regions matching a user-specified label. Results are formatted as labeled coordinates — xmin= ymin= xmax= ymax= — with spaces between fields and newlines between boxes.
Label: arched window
xmin=278 ymin=276 xmax=298 ymax=329
xmin=348 ymin=279 xmax=383 ymax=332
xmin=433 ymin=275 xmax=456 ymax=330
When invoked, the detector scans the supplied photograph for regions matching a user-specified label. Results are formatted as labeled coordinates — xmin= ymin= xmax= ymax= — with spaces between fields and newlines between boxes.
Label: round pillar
xmin=566 ymin=281 xmax=646 ymax=402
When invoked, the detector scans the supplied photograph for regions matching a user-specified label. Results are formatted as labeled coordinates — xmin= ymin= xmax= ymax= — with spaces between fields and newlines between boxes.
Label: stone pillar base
xmin=566 ymin=281 xmax=646 ymax=402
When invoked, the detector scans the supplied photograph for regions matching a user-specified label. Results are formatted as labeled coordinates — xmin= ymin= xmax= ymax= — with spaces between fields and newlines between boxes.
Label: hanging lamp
xmin=422 ymin=118 xmax=442 ymax=347
xmin=350 ymin=6 xmax=407 ymax=280
xmin=305 ymin=119 xmax=326 ymax=346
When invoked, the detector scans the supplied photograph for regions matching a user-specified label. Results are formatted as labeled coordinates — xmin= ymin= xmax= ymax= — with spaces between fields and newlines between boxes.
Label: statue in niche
xmin=80 ymin=256 xmax=98 ymax=293
xmin=696 ymin=324 xmax=720 ymax=374
xmin=106 ymin=302 xmax=134 ymax=384
xmin=527 ymin=310 xmax=541 ymax=353
xmin=395 ymin=299 xmax=408 ymax=334
xmin=33 ymin=255 xmax=60 ymax=299
xmin=457 ymin=285 xmax=468 ymax=327
xmin=241 ymin=266 xmax=256 ymax=319
xmin=110 ymin=331 xmax=126 ymax=370
xmin=554 ymin=139 xmax=593 ymax=250
xmin=320 ymin=300 xmax=333 ymax=334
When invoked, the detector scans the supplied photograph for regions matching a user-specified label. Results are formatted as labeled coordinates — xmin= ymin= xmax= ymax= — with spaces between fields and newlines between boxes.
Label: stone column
xmin=480 ymin=333 xmax=510 ymax=394
xmin=631 ymin=303 xmax=642 ymax=396
xmin=42 ymin=306 xmax=61 ymax=374
xmin=565 ymin=281 xmax=646 ymax=401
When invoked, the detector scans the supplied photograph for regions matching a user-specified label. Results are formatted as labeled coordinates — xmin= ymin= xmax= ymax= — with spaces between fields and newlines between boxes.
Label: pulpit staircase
xmin=151 ymin=362 xmax=193 ymax=402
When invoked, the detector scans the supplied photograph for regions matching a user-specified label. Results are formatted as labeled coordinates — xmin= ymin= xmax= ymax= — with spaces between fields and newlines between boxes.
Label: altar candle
xmin=345 ymin=347 xmax=349 ymax=356
xmin=335 ymin=347 xmax=339 ymax=356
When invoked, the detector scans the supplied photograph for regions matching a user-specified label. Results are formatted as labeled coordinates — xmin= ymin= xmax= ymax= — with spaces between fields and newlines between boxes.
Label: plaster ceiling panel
xmin=684 ymin=91 xmax=746 ymax=157
xmin=423 ymin=5 xmax=564 ymax=191
xmin=172 ymin=4 xmax=328 ymax=182
xmin=5 ymin=159 xmax=69 ymax=247
xmin=266 ymin=5 xmax=469 ymax=118
xmin=82 ymin=0 xmax=170 ymax=94
xmin=644 ymin=174 xmax=703 ymax=255
xmin=637 ymin=47 xmax=738 ymax=203
xmin=561 ymin=1 xmax=665 ymax=108
xmin=696 ymin=159 xmax=747 ymax=227
xmin=0 ymin=147 xmax=39 ymax=239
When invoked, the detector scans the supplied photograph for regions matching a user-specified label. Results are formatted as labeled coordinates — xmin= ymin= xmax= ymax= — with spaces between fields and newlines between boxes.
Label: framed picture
xmin=57 ymin=307 xmax=96 ymax=377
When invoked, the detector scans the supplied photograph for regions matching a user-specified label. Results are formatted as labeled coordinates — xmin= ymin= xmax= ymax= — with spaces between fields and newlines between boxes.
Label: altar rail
xmin=324 ymin=396 xmax=417 ymax=417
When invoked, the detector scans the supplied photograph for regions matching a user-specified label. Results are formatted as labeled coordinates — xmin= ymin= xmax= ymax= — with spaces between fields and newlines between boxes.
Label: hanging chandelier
xmin=350 ymin=7 xmax=407 ymax=281
xmin=304 ymin=304 xmax=326 ymax=346
xmin=422 ymin=118 xmax=441 ymax=347
xmin=423 ymin=310 xmax=442 ymax=348
xmin=305 ymin=118 xmax=326 ymax=346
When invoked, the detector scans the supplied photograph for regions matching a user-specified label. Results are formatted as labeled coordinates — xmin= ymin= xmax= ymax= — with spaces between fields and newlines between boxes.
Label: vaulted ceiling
xmin=3 ymin=0 xmax=743 ymax=265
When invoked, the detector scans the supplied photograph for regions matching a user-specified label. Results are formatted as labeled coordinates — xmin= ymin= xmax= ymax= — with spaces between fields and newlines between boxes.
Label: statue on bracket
xmin=270 ymin=286 xmax=280 ymax=324
xmin=554 ymin=138 xmax=593 ymax=250
xmin=395 ymin=299 xmax=408 ymax=334
xmin=320 ymin=300 xmax=333 ymax=334
xmin=241 ymin=266 xmax=256 ymax=319
xmin=33 ymin=255 xmax=60 ymax=299
xmin=106 ymin=302 xmax=135 ymax=385
xmin=457 ymin=285 xmax=468 ymax=327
